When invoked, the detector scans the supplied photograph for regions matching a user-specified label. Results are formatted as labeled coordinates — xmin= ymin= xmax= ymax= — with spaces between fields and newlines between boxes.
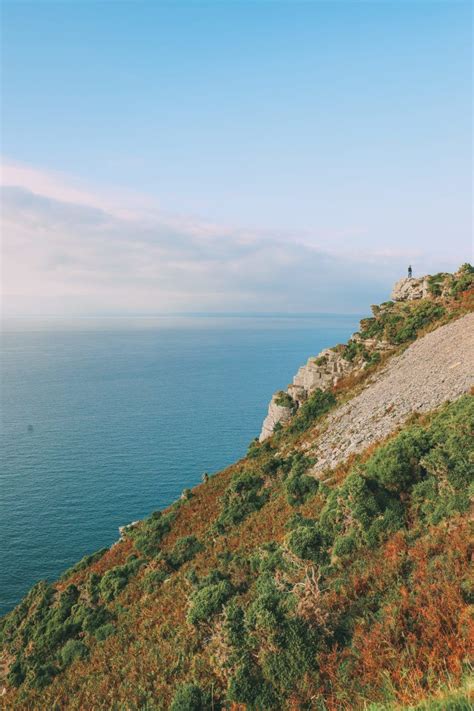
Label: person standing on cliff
xmin=408 ymin=265 xmax=413 ymax=278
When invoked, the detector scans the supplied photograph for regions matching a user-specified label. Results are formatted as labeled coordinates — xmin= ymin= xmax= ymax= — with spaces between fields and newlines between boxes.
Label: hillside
xmin=1 ymin=266 xmax=473 ymax=711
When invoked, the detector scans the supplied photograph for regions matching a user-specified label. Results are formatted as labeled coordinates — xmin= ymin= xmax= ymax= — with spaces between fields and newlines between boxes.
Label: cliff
xmin=259 ymin=264 xmax=474 ymax=441
xmin=1 ymin=265 xmax=473 ymax=711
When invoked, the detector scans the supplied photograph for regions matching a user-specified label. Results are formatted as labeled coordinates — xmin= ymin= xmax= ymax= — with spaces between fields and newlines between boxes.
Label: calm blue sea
xmin=0 ymin=314 xmax=359 ymax=616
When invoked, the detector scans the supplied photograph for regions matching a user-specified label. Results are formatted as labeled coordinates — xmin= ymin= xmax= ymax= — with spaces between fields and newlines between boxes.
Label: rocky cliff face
xmin=259 ymin=393 xmax=295 ymax=441
xmin=258 ymin=267 xmax=473 ymax=441
xmin=391 ymin=275 xmax=429 ymax=301
xmin=259 ymin=337 xmax=390 ymax=442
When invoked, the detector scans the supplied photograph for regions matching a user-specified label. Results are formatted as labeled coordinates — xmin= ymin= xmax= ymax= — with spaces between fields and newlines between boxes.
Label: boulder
xmin=391 ymin=276 xmax=429 ymax=301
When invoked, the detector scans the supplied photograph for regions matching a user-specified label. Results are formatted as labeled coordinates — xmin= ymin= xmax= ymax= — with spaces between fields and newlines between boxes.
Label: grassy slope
xmin=1 ymin=273 xmax=473 ymax=711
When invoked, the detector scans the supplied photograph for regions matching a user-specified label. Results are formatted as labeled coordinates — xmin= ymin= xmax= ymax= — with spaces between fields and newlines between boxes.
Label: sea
xmin=0 ymin=314 xmax=360 ymax=616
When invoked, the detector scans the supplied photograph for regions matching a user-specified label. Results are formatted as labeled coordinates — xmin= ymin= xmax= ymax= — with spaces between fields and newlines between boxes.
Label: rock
xmin=391 ymin=276 xmax=429 ymax=301
xmin=118 ymin=520 xmax=140 ymax=538
xmin=259 ymin=393 xmax=294 ymax=441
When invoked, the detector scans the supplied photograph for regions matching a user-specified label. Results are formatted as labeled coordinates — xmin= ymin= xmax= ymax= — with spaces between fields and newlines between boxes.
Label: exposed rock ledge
xmin=391 ymin=275 xmax=429 ymax=301
xmin=260 ymin=393 xmax=295 ymax=441
xmin=259 ymin=337 xmax=392 ymax=442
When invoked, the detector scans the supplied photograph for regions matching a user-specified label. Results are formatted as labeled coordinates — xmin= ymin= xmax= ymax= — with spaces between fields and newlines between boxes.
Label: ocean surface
xmin=0 ymin=314 xmax=360 ymax=616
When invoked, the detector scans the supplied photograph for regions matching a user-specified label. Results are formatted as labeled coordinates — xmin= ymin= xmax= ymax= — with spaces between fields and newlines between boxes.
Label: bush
xmin=142 ymin=568 xmax=168 ymax=593
xmin=427 ymin=272 xmax=448 ymax=297
xmin=170 ymin=683 xmax=207 ymax=710
xmin=364 ymin=427 xmax=431 ymax=492
xmin=288 ymin=389 xmax=336 ymax=434
xmin=166 ymin=536 xmax=203 ymax=570
xmin=245 ymin=573 xmax=318 ymax=696
xmin=386 ymin=302 xmax=445 ymax=344
xmin=358 ymin=298 xmax=447 ymax=346
xmin=285 ymin=453 xmax=318 ymax=505
xmin=94 ymin=623 xmax=116 ymax=641
xmin=274 ymin=390 xmax=295 ymax=410
xmin=187 ymin=578 xmax=234 ymax=625
xmin=215 ymin=471 xmax=267 ymax=532
xmin=451 ymin=263 xmax=474 ymax=297
xmin=228 ymin=660 xmax=277 ymax=708
xmin=99 ymin=557 xmax=144 ymax=602
xmin=287 ymin=523 xmax=328 ymax=564
xmin=74 ymin=603 xmax=112 ymax=634
xmin=60 ymin=639 xmax=88 ymax=666
xmin=224 ymin=601 xmax=247 ymax=652
xmin=129 ymin=510 xmax=176 ymax=557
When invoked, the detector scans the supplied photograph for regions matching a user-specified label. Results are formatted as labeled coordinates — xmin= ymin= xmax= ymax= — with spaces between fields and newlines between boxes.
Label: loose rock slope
xmin=308 ymin=312 xmax=474 ymax=475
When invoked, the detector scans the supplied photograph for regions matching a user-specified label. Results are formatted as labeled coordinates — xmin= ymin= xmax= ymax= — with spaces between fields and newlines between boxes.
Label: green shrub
xmin=60 ymin=639 xmax=88 ymax=666
xmin=30 ymin=663 xmax=58 ymax=689
xmin=142 ymin=568 xmax=169 ymax=593
xmin=86 ymin=572 xmax=101 ymax=604
xmin=451 ymin=263 xmax=474 ymax=296
xmin=387 ymin=302 xmax=445 ymax=344
xmin=367 ymin=350 xmax=381 ymax=366
xmin=216 ymin=471 xmax=267 ymax=532
xmin=129 ymin=510 xmax=176 ymax=557
xmin=427 ymin=272 xmax=447 ymax=297
xmin=70 ymin=602 xmax=112 ymax=634
xmin=224 ymin=601 xmax=247 ymax=652
xmin=99 ymin=557 xmax=144 ymax=602
xmin=57 ymin=584 xmax=80 ymax=621
xmin=170 ymin=683 xmax=207 ymax=711
xmin=410 ymin=396 xmax=473 ymax=523
xmin=358 ymin=298 xmax=446 ymax=346
xmin=288 ymin=523 xmax=328 ymax=564
xmin=343 ymin=340 xmax=366 ymax=362
xmin=251 ymin=543 xmax=287 ymax=575
xmin=228 ymin=659 xmax=277 ymax=708
xmin=94 ymin=623 xmax=116 ymax=641
xmin=364 ymin=427 xmax=431 ymax=493
xmin=245 ymin=573 xmax=318 ymax=696
xmin=166 ymin=536 xmax=203 ymax=570
xmin=7 ymin=660 xmax=26 ymax=687
xmin=274 ymin=390 xmax=295 ymax=410
xmin=187 ymin=577 xmax=234 ymax=625
xmin=284 ymin=453 xmax=318 ymax=505
xmin=288 ymin=389 xmax=336 ymax=434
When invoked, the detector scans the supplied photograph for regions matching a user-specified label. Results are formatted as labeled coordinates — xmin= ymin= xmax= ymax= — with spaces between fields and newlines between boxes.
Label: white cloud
xmin=0 ymin=161 xmax=462 ymax=317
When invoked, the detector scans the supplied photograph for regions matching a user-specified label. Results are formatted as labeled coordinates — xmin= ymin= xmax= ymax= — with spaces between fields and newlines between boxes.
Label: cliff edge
xmin=259 ymin=264 xmax=474 ymax=441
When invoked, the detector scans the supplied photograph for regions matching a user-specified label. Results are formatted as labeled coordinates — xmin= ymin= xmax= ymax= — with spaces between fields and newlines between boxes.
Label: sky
xmin=1 ymin=0 xmax=472 ymax=316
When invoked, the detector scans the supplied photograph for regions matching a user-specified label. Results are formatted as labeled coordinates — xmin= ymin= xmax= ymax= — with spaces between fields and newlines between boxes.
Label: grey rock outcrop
xmin=288 ymin=349 xmax=353 ymax=403
xmin=259 ymin=393 xmax=294 ymax=442
xmin=259 ymin=347 xmax=372 ymax=441
xmin=391 ymin=275 xmax=429 ymax=301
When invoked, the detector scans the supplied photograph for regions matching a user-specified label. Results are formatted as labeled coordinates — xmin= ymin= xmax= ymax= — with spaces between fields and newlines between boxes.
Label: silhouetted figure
xmin=202 ymin=472 xmax=209 ymax=484
xmin=408 ymin=265 xmax=413 ymax=279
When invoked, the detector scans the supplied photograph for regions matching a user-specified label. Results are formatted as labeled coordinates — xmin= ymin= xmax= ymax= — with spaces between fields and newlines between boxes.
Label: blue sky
xmin=1 ymin=1 xmax=472 ymax=315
